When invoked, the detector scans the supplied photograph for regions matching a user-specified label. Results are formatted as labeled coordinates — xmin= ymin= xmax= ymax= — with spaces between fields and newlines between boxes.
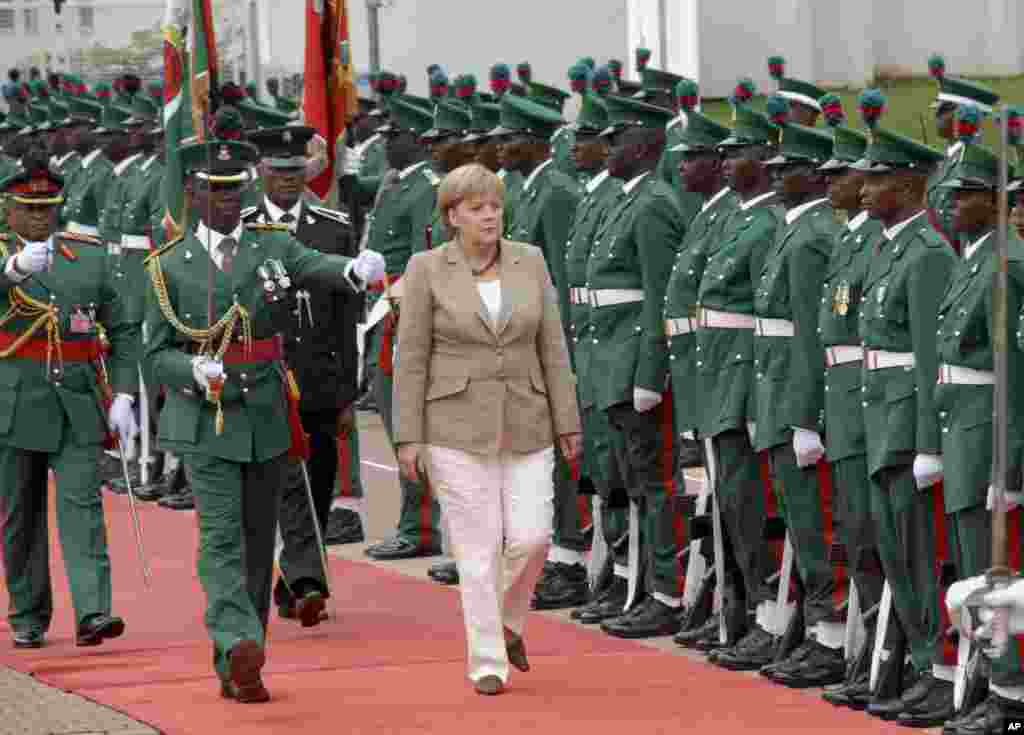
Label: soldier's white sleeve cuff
xmin=4 ymin=255 xmax=28 ymax=283
xmin=115 ymin=393 xmax=135 ymax=405
xmin=344 ymin=261 xmax=365 ymax=293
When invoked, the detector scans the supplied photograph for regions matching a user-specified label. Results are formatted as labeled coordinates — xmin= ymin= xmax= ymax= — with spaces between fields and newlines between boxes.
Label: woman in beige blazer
xmin=393 ymin=163 xmax=581 ymax=695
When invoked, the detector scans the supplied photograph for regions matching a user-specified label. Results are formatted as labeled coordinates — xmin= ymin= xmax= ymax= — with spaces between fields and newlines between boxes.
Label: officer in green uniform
xmin=754 ymin=120 xmax=846 ymax=685
xmin=925 ymin=58 xmax=999 ymax=248
xmin=562 ymin=91 xmax=631 ymax=622
xmin=143 ymin=138 xmax=384 ymax=701
xmin=660 ymin=109 xmax=738 ymax=641
xmin=814 ymin=119 xmax=887 ymax=710
xmin=0 ymin=148 xmax=138 ymax=649
xmin=769 ymin=62 xmax=825 ymax=128
xmin=362 ymin=96 xmax=443 ymax=561
xmin=586 ymin=95 xmax=685 ymax=638
xmin=55 ymin=99 xmax=99 ymax=208
xmin=851 ymin=120 xmax=956 ymax=725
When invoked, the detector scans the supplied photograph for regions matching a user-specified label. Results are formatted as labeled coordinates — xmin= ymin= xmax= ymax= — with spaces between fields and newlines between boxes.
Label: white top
xmin=477 ymin=280 xmax=502 ymax=326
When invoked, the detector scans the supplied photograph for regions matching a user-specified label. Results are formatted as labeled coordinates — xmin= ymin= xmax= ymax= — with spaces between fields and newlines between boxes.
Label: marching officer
xmin=143 ymin=138 xmax=385 ymax=701
xmin=0 ymin=147 xmax=139 ymax=649
xmin=242 ymin=125 xmax=360 ymax=626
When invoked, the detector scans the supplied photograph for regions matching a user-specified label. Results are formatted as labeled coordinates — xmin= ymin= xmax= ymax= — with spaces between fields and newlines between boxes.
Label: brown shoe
xmin=228 ymin=639 xmax=269 ymax=703
xmin=296 ymin=592 xmax=326 ymax=628
xmin=474 ymin=675 xmax=505 ymax=695
xmin=504 ymin=627 xmax=530 ymax=672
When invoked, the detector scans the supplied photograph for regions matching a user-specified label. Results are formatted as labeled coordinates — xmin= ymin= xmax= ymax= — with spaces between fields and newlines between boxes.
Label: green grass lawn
xmin=700 ymin=75 xmax=1024 ymax=151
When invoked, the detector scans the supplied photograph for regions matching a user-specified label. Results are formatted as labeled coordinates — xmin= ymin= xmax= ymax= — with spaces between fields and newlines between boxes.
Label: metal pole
xmin=657 ymin=0 xmax=668 ymax=70
xmin=992 ymin=103 xmax=1010 ymax=573
xmin=248 ymin=0 xmax=263 ymax=103
xmin=366 ymin=0 xmax=381 ymax=92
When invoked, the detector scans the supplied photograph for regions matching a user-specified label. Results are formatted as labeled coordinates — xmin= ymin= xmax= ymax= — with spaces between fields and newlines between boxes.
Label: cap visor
xmin=817 ymin=158 xmax=851 ymax=172
xmin=940 ymin=177 xmax=993 ymax=191
xmin=849 ymin=158 xmax=892 ymax=173
xmin=487 ymin=124 xmax=521 ymax=137
xmin=1008 ymin=179 xmax=1023 ymax=192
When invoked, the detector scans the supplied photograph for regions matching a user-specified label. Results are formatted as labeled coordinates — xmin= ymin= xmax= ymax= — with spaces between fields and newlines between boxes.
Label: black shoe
xmin=956 ymin=693 xmax=1024 ymax=735
xmin=324 ymin=508 xmax=364 ymax=545
xmin=158 ymin=487 xmax=195 ymax=510
xmin=133 ymin=475 xmax=171 ymax=502
xmin=12 ymin=630 xmax=44 ymax=648
xmin=897 ymin=676 xmax=954 ymax=728
xmin=822 ymin=671 xmax=872 ymax=710
xmin=713 ymin=626 xmax=777 ymax=671
xmin=868 ymin=671 xmax=934 ymax=720
xmin=675 ymin=617 xmax=718 ymax=647
xmin=365 ymin=536 xmax=441 ymax=560
xmin=427 ymin=560 xmax=459 ymax=585
xmin=575 ymin=578 xmax=627 ymax=624
xmin=761 ymin=639 xmax=816 ymax=679
xmin=600 ymin=597 xmax=683 ymax=639
xmin=944 ymin=694 xmax=992 ymax=735
xmin=76 ymin=614 xmax=125 ymax=646
xmin=768 ymin=640 xmax=846 ymax=688
xmin=532 ymin=562 xmax=589 ymax=610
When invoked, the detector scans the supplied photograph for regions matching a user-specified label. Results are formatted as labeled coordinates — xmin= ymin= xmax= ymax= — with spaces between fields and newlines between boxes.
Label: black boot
xmin=574 ymin=577 xmax=627 ymax=625
xmin=712 ymin=625 xmax=777 ymax=671
xmin=600 ymin=596 xmax=683 ymax=639
xmin=531 ymin=562 xmax=589 ymax=610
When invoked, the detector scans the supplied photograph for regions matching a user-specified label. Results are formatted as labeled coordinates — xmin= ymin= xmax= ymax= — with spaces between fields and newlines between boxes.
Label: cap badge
xmin=282 ymin=130 xmax=292 ymax=143
xmin=218 ymin=145 xmax=231 ymax=161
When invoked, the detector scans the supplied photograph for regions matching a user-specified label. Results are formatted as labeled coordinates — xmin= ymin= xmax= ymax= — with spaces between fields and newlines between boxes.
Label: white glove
xmin=633 ymin=387 xmax=662 ymax=413
xmin=352 ymin=249 xmax=386 ymax=287
xmin=987 ymin=484 xmax=1024 ymax=511
xmin=108 ymin=393 xmax=138 ymax=458
xmin=946 ymin=574 xmax=989 ymax=630
xmin=792 ymin=427 xmax=825 ymax=468
xmin=682 ymin=430 xmax=695 ymax=440
xmin=14 ymin=241 xmax=51 ymax=275
xmin=912 ymin=453 xmax=944 ymax=489
xmin=747 ymin=422 xmax=757 ymax=443
xmin=342 ymin=146 xmax=361 ymax=176
xmin=191 ymin=356 xmax=224 ymax=393
xmin=981 ymin=580 xmax=1024 ymax=635
xmin=304 ymin=133 xmax=329 ymax=181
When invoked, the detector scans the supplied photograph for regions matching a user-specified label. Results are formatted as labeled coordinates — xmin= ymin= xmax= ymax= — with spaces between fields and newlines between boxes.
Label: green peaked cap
xmin=670 ymin=111 xmax=731 ymax=152
xmin=766 ymin=123 xmax=833 ymax=165
xmin=527 ymin=81 xmax=570 ymax=113
xmin=27 ymin=103 xmax=49 ymax=125
xmin=642 ymin=67 xmax=686 ymax=94
xmin=935 ymin=77 xmax=1000 ymax=112
xmin=422 ymin=100 xmax=472 ymax=140
xmin=94 ymin=102 xmax=132 ymax=133
xmin=851 ymin=128 xmax=944 ymax=172
xmin=67 ymin=96 xmax=102 ymax=124
xmin=599 ymin=94 xmax=674 ymax=136
xmin=574 ymin=93 xmax=608 ymax=132
xmin=819 ymin=126 xmax=869 ymax=170
xmin=49 ymin=100 xmax=71 ymax=127
xmin=180 ymin=139 xmax=260 ymax=178
xmin=720 ymin=105 xmax=781 ymax=147
xmin=492 ymin=93 xmax=565 ymax=138
xmin=237 ymin=99 xmax=293 ymax=130
xmin=941 ymin=142 xmax=1008 ymax=189
xmin=381 ymin=95 xmax=434 ymax=135
xmin=778 ymin=78 xmax=827 ymax=111
xmin=468 ymin=100 xmax=501 ymax=133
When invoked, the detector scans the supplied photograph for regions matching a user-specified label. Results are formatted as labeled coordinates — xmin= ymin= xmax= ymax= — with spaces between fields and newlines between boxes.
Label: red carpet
xmin=0 ymin=487 xmax=906 ymax=734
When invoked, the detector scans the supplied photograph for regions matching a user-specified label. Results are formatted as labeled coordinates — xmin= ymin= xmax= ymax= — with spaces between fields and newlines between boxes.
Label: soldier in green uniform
xmin=925 ymin=56 xmax=999 ymax=248
xmin=692 ymin=104 xmax=782 ymax=661
xmin=851 ymin=116 xmax=956 ymax=725
xmin=766 ymin=56 xmax=825 ymax=128
xmin=524 ymin=79 xmax=575 ymax=184
xmin=585 ymin=95 xmax=685 ymax=638
xmin=355 ymin=74 xmax=402 ymax=203
xmin=562 ymin=91 xmax=631 ymax=622
xmin=62 ymin=101 xmax=128 ymax=239
xmin=659 ymin=109 xmax=739 ymax=641
xmin=422 ymin=98 xmax=473 ymax=248
xmin=361 ymin=97 xmax=443 ymax=561
xmin=814 ymin=113 xmax=887 ymax=710
xmin=143 ymin=138 xmax=384 ymax=701
xmin=0 ymin=148 xmax=138 ymax=649
xmin=753 ymin=119 xmax=846 ymax=685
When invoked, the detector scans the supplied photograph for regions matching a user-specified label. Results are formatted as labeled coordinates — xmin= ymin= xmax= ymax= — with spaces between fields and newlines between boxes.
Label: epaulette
xmin=57 ymin=230 xmax=103 ymax=246
xmin=246 ymin=222 xmax=290 ymax=232
xmin=143 ymin=235 xmax=185 ymax=265
xmin=240 ymin=205 xmax=259 ymax=220
xmin=423 ymin=168 xmax=441 ymax=186
xmin=308 ymin=205 xmax=351 ymax=225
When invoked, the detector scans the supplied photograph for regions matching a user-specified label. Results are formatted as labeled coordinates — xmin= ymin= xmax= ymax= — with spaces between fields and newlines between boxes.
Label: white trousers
xmin=426 ymin=445 xmax=554 ymax=683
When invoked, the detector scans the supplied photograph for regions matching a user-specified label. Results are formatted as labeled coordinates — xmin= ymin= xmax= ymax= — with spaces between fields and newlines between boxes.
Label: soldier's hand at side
xmin=13 ymin=241 xmax=50 ymax=275
xmin=912 ymin=453 xmax=944 ymax=489
xmin=353 ymin=250 xmax=386 ymax=286
xmin=108 ymin=393 xmax=139 ymax=456
xmin=191 ymin=357 xmax=224 ymax=392
xmin=792 ymin=427 xmax=825 ymax=468
xmin=337 ymin=404 xmax=355 ymax=438
xmin=559 ymin=433 xmax=582 ymax=463
xmin=986 ymin=484 xmax=1024 ymax=511
xmin=633 ymin=387 xmax=662 ymax=413
xmin=397 ymin=443 xmax=422 ymax=483
xmin=946 ymin=574 xmax=989 ymax=631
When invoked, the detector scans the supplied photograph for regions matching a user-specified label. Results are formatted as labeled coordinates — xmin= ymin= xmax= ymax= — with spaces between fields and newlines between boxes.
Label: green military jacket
xmin=499 ymin=168 xmax=524 ymax=235
xmin=62 ymin=151 xmax=114 ymax=230
xmin=143 ymin=225 xmax=359 ymax=464
xmin=550 ymin=124 xmax=578 ymax=183
xmin=664 ymin=187 xmax=739 ymax=433
xmin=927 ymin=146 xmax=961 ymax=246
xmin=0 ymin=232 xmax=139 ymax=454
xmin=937 ymin=232 xmax=1024 ymax=511
xmin=819 ymin=212 xmax=884 ymax=461
xmin=696 ymin=192 xmax=781 ymax=438
xmin=99 ymin=153 xmax=144 ymax=246
xmin=586 ymin=171 xmax=682 ymax=410
xmin=859 ymin=211 xmax=956 ymax=477
xmin=365 ymin=161 xmax=438 ymax=278
xmin=506 ymin=159 xmax=581 ymax=322
xmin=355 ymin=133 xmax=387 ymax=202
xmin=564 ymin=170 xmax=622 ymax=403
xmin=752 ymin=199 xmax=838 ymax=451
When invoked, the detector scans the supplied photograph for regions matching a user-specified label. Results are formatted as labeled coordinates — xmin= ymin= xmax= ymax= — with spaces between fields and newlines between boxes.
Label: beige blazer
xmin=393 ymin=239 xmax=581 ymax=455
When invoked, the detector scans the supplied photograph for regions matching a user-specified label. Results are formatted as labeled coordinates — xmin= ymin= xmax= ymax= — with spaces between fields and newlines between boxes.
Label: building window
xmin=0 ymin=0 xmax=14 ymax=34
xmin=78 ymin=5 xmax=94 ymax=33
xmin=23 ymin=7 xmax=37 ymax=35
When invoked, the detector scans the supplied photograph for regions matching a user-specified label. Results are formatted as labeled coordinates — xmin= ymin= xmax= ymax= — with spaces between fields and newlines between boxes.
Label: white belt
xmin=664 ymin=317 xmax=695 ymax=337
xmin=825 ymin=345 xmax=864 ymax=367
xmin=698 ymin=308 xmax=755 ymax=330
xmin=120 ymin=234 xmax=152 ymax=251
xmin=865 ymin=350 xmax=916 ymax=370
xmin=67 ymin=222 xmax=99 ymax=237
xmin=570 ymin=287 xmax=590 ymax=305
xmin=754 ymin=317 xmax=795 ymax=337
xmin=589 ymin=288 xmax=644 ymax=308
xmin=937 ymin=364 xmax=995 ymax=385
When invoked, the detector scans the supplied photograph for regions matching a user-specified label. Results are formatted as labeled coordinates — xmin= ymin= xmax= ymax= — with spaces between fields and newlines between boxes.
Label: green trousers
xmin=185 ymin=451 xmax=285 ymax=681
xmin=370 ymin=328 xmax=441 ymax=547
xmin=833 ymin=454 xmax=883 ymax=614
xmin=584 ymin=405 xmax=628 ymax=566
xmin=0 ymin=439 xmax=112 ymax=632
xmin=552 ymin=449 xmax=587 ymax=554
xmin=712 ymin=429 xmax=771 ymax=612
xmin=770 ymin=444 xmax=835 ymax=626
xmin=872 ymin=464 xmax=942 ymax=673
xmin=335 ymin=428 xmax=364 ymax=499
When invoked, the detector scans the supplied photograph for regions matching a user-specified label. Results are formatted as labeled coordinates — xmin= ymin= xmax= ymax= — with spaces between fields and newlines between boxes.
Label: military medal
xmin=257 ymin=263 xmax=278 ymax=302
xmin=834 ymin=281 xmax=850 ymax=316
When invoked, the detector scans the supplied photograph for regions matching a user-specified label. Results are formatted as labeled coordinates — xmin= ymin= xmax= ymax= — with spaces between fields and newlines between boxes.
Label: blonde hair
xmin=438 ymin=163 xmax=506 ymax=228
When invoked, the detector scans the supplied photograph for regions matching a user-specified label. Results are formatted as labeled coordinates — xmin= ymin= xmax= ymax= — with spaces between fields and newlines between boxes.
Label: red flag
xmin=305 ymin=0 xmax=357 ymax=199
